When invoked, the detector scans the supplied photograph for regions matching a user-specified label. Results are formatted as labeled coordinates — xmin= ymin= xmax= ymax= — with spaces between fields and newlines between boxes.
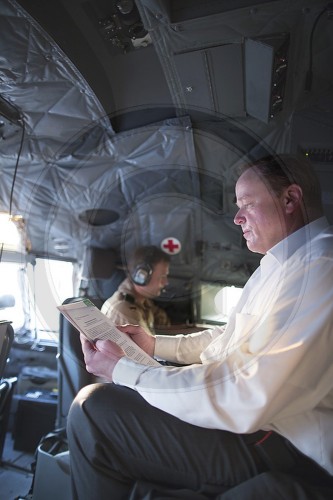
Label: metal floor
xmin=0 ymin=433 xmax=34 ymax=500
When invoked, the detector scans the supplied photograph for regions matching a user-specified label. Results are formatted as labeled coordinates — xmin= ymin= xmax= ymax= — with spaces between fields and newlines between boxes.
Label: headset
xmin=131 ymin=262 xmax=153 ymax=286
xmin=129 ymin=245 xmax=169 ymax=286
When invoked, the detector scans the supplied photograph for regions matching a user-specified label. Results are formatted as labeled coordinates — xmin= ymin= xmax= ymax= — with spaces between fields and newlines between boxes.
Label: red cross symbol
xmin=161 ymin=237 xmax=181 ymax=255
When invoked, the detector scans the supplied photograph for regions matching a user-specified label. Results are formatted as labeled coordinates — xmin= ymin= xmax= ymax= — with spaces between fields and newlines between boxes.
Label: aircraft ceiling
xmin=0 ymin=0 xmax=332 ymax=290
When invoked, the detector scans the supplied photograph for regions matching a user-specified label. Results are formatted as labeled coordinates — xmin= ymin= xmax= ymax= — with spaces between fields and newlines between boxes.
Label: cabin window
xmin=0 ymin=261 xmax=25 ymax=330
xmin=199 ymin=283 xmax=243 ymax=325
xmin=0 ymin=258 xmax=74 ymax=342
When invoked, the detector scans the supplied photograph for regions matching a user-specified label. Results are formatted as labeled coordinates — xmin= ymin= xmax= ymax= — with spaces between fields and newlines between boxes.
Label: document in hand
xmin=58 ymin=299 xmax=160 ymax=367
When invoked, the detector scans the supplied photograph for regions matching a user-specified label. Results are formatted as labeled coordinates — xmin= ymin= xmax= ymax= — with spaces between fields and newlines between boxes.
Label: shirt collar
xmin=267 ymin=216 xmax=329 ymax=265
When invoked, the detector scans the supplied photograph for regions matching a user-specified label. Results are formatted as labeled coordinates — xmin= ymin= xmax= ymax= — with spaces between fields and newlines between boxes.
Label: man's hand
xmin=80 ymin=334 xmax=125 ymax=381
xmin=117 ymin=324 xmax=156 ymax=357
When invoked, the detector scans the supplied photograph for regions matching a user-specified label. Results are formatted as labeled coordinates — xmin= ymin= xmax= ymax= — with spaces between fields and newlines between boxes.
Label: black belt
xmin=244 ymin=430 xmax=297 ymax=472
xmin=243 ymin=430 xmax=333 ymax=488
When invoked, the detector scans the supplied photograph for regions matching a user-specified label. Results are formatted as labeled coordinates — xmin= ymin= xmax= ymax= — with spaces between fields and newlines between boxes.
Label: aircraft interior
xmin=0 ymin=0 xmax=332 ymax=498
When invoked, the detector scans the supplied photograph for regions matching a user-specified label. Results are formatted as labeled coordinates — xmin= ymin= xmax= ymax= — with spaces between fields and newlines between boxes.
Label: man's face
xmin=234 ymin=168 xmax=288 ymax=254
xmin=142 ymin=261 xmax=169 ymax=298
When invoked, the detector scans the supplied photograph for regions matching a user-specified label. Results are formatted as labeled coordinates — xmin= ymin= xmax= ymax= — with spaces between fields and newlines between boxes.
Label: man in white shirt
xmin=67 ymin=155 xmax=333 ymax=499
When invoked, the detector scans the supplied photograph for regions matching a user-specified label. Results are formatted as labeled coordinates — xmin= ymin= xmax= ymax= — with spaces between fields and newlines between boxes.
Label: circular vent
xmin=78 ymin=209 xmax=120 ymax=226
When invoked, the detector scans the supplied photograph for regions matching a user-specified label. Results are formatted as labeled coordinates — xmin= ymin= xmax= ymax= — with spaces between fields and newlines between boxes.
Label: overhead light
xmin=0 ymin=212 xmax=26 ymax=253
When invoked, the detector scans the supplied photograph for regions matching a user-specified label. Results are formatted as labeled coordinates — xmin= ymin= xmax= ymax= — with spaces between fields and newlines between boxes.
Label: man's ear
xmin=283 ymin=184 xmax=303 ymax=214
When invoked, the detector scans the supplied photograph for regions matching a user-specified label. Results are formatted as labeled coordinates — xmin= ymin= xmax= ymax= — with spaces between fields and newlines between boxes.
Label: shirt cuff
xmin=154 ymin=334 xmax=178 ymax=361
xmin=112 ymin=356 xmax=155 ymax=387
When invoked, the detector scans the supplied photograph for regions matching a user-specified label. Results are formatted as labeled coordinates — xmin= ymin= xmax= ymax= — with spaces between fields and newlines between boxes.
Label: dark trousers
xmin=67 ymin=383 xmax=333 ymax=500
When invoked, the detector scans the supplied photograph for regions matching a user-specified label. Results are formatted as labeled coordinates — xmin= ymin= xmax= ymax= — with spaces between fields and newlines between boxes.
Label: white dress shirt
xmin=113 ymin=217 xmax=333 ymax=474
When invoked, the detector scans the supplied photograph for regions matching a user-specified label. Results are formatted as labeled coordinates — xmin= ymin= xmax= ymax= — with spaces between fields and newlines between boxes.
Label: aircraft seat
xmin=0 ymin=320 xmax=14 ymax=379
xmin=56 ymin=296 xmax=104 ymax=429
xmin=0 ymin=321 xmax=15 ymax=460
xmin=57 ymin=247 xmax=125 ymax=428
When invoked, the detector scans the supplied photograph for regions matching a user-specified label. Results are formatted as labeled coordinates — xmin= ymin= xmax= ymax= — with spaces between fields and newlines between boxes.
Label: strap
xmin=121 ymin=293 xmax=135 ymax=305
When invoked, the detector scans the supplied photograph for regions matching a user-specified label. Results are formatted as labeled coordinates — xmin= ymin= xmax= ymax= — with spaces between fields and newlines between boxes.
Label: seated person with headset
xmin=101 ymin=245 xmax=171 ymax=335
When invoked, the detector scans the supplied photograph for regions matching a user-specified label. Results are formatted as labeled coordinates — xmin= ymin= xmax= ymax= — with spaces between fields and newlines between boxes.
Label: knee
xmin=67 ymin=383 xmax=145 ymax=439
xmin=67 ymin=383 xmax=133 ymax=428
xmin=67 ymin=383 xmax=105 ymax=431
xmin=73 ymin=381 xmax=105 ymax=408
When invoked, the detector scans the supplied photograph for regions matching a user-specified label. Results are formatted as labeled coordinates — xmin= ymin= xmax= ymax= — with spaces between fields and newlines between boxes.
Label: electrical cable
xmin=9 ymin=119 xmax=25 ymax=218
xmin=305 ymin=3 xmax=333 ymax=91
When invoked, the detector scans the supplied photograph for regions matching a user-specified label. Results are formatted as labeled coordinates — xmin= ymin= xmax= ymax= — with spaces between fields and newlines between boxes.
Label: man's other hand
xmin=80 ymin=334 xmax=125 ymax=381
